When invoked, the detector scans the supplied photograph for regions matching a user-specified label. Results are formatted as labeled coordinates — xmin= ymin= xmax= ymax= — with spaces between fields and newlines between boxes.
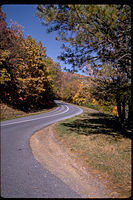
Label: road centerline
xmin=1 ymin=105 xmax=69 ymax=127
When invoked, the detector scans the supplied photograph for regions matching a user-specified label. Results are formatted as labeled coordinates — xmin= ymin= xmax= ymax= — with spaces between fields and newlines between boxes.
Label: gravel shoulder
xmin=30 ymin=124 xmax=120 ymax=198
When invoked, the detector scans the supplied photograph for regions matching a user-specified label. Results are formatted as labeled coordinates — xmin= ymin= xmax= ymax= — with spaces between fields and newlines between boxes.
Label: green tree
xmin=36 ymin=4 xmax=132 ymax=125
xmin=90 ymin=63 xmax=131 ymax=122
xmin=36 ymin=5 xmax=130 ymax=74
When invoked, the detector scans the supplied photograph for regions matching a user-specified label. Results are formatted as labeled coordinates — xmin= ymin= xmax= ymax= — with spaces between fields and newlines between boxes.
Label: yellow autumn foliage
xmin=92 ymin=98 xmax=97 ymax=105
xmin=112 ymin=106 xmax=118 ymax=116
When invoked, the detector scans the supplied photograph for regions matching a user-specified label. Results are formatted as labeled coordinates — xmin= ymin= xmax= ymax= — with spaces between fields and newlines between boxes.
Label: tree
xmin=90 ymin=63 xmax=131 ymax=122
xmin=0 ymin=8 xmax=60 ymax=111
xmin=58 ymin=72 xmax=80 ymax=102
xmin=73 ymin=81 xmax=90 ymax=105
xmin=36 ymin=5 xmax=131 ymax=73
xmin=44 ymin=56 xmax=62 ymax=98
xmin=36 ymin=4 xmax=132 ymax=126
xmin=0 ymin=8 xmax=11 ymax=84
xmin=0 ymin=7 xmax=27 ymax=107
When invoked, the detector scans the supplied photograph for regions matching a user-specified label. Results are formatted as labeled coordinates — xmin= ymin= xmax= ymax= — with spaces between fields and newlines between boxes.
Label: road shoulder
xmin=30 ymin=124 xmax=119 ymax=198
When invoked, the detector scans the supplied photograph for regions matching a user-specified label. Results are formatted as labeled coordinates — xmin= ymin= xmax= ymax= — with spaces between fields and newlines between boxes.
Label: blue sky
xmin=2 ymin=4 xmax=74 ymax=73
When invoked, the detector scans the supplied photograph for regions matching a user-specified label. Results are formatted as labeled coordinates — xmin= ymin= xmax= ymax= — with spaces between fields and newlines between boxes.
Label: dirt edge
xmin=30 ymin=124 xmax=123 ymax=198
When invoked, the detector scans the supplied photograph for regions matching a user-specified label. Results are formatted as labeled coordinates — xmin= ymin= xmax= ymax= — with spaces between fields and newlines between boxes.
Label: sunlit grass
xmin=56 ymin=106 xmax=131 ymax=197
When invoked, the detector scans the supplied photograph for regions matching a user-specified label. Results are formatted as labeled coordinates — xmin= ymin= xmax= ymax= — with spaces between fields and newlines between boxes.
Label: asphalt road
xmin=1 ymin=100 xmax=83 ymax=198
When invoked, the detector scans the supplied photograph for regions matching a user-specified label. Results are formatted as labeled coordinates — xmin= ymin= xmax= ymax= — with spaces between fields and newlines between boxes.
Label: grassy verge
xmin=56 ymin=106 xmax=131 ymax=197
xmin=0 ymin=103 xmax=57 ymax=121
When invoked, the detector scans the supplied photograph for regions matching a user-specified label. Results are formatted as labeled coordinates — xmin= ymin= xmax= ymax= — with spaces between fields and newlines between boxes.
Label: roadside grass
xmin=56 ymin=106 xmax=132 ymax=197
xmin=0 ymin=103 xmax=57 ymax=121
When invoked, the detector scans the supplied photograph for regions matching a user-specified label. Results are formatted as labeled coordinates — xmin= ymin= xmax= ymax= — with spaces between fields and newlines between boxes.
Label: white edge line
xmin=1 ymin=105 xmax=69 ymax=127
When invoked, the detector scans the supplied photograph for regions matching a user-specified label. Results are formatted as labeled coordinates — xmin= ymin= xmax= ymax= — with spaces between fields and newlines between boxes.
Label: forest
xmin=0 ymin=5 xmax=132 ymax=130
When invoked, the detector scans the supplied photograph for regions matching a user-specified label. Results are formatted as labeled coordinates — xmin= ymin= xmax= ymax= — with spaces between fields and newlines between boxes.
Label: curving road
xmin=1 ymin=100 xmax=83 ymax=198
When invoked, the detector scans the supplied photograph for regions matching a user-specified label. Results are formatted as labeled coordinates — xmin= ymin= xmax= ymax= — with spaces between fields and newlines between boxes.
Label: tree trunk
xmin=121 ymin=100 xmax=125 ymax=123
xmin=116 ymin=97 xmax=122 ymax=121
xmin=128 ymin=98 xmax=132 ymax=129
xmin=130 ymin=64 xmax=133 ymax=130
